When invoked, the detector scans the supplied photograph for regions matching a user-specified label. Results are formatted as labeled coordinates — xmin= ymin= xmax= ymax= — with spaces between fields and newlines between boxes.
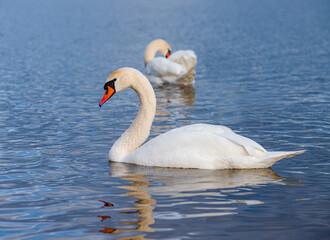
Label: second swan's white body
xmin=146 ymin=50 xmax=197 ymax=85
xmin=144 ymin=39 xmax=197 ymax=85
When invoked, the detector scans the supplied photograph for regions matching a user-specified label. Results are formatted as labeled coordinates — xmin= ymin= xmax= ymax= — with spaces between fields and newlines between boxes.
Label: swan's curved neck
xmin=109 ymin=72 xmax=156 ymax=161
xmin=144 ymin=44 xmax=158 ymax=66
xmin=144 ymin=39 xmax=169 ymax=66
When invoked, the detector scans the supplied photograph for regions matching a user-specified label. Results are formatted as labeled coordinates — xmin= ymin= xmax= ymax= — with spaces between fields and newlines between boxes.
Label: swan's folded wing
xmin=146 ymin=58 xmax=185 ymax=77
xmin=147 ymin=124 xmax=266 ymax=157
xmin=222 ymin=131 xmax=267 ymax=155
xmin=181 ymin=124 xmax=266 ymax=156
xmin=169 ymin=50 xmax=197 ymax=71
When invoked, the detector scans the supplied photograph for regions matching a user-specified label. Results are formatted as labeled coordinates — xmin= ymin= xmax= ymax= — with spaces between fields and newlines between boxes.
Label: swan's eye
xmin=104 ymin=78 xmax=117 ymax=91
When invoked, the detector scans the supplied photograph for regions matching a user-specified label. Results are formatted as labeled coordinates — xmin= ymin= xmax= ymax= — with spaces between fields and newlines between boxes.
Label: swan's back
xmin=121 ymin=124 xmax=280 ymax=169
xmin=169 ymin=50 xmax=197 ymax=72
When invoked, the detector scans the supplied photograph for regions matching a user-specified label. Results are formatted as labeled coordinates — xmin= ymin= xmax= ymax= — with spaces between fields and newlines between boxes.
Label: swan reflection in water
xmin=100 ymin=163 xmax=301 ymax=238
xmin=154 ymin=69 xmax=196 ymax=107
xmin=153 ymin=74 xmax=196 ymax=136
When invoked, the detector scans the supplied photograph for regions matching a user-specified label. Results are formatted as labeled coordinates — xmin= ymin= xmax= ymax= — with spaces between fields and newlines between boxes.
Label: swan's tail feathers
xmin=262 ymin=150 xmax=306 ymax=167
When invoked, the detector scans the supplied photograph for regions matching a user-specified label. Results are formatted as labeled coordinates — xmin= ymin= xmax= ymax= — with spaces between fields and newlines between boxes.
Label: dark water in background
xmin=0 ymin=0 xmax=330 ymax=239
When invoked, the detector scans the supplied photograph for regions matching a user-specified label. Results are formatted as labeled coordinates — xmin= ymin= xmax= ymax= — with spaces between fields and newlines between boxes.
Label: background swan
xmin=144 ymin=39 xmax=197 ymax=85
xmin=99 ymin=68 xmax=304 ymax=169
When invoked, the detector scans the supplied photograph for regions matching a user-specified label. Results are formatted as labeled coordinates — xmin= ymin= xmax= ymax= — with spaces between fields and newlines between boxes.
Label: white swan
xmin=99 ymin=68 xmax=304 ymax=169
xmin=144 ymin=39 xmax=197 ymax=85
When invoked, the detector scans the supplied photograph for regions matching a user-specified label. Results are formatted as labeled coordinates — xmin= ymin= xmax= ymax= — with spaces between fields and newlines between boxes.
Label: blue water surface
xmin=0 ymin=0 xmax=329 ymax=239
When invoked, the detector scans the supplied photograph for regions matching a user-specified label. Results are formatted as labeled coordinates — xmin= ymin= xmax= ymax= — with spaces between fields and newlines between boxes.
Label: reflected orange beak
xmin=100 ymin=227 xmax=115 ymax=233
xmin=99 ymin=200 xmax=114 ymax=207
xmin=99 ymin=86 xmax=115 ymax=107
xmin=98 ymin=215 xmax=111 ymax=222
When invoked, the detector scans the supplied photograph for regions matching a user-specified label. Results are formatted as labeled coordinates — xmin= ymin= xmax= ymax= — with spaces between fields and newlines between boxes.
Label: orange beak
xmin=99 ymin=86 xmax=115 ymax=107
xmin=166 ymin=50 xmax=171 ymax=58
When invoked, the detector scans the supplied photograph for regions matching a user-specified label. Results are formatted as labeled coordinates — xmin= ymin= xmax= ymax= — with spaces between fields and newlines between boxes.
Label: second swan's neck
xmin=144 ymin=39 xmax=169 ymax=66
xmin=144 ymin=44 xmax=158 ymax=66
xmin=109 ymin=71 xmax=156 ymax=161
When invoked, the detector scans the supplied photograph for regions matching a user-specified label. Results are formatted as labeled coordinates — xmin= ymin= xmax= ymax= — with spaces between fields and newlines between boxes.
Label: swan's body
xmin=144 ymin=39 xmax=197 ymax=85
xmin=99 ymin=68 xmax=304 ymax=170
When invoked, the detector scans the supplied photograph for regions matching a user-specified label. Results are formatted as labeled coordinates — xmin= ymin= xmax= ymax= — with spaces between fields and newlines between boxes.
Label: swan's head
xmin=144 ymin=39 xmax=171 ymax=65
xmin=157 ymin=39 xmax=171 ymax=58
xmin=99 ymin=68 xmax=146 ymax=107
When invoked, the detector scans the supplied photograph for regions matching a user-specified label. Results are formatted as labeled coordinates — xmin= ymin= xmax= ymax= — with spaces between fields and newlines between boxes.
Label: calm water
xmin=1 ymin=0 xmax=330 ymax=239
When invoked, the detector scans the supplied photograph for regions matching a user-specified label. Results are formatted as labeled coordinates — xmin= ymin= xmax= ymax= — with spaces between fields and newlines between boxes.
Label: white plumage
xmin=99 ymin=68 xmax=304 ymax=170
xmin=125 ymin=124 xmax=302 ymax=169
xmin=144 ymin=39 xmax=197 ymax=85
